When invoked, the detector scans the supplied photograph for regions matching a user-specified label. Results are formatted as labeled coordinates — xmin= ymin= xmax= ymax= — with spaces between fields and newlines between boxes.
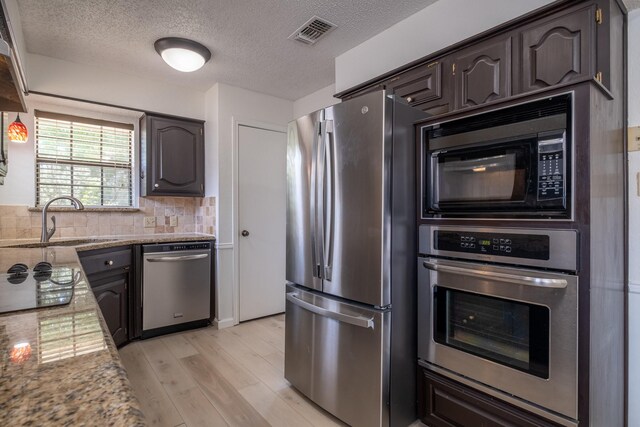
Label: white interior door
xmin=238 ymin=125 xmax=287 ymax=322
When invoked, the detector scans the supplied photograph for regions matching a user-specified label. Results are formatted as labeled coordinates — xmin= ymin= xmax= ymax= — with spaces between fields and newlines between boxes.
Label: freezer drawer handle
xmin=286 ymin=293 xmax=374 ymax=329
xmin=422 ymin=260 xmax=567 ymax=289
xmin=146 ymin=254 xmax=209 ymax=262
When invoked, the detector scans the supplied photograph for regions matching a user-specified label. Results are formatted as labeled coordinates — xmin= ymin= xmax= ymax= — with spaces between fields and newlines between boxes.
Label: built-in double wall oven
xmin=417 ymin=93 xmax=580 ymax=426
xmin=421 ymin=93 xmax=573 ymax=219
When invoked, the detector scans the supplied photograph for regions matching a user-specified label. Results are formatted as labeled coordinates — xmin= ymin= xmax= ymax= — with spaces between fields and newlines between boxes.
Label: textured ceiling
xmin=16 ymin=0 xmax=436 ymax=100
xmin=624 ymin=0 xmax=640 ymax=10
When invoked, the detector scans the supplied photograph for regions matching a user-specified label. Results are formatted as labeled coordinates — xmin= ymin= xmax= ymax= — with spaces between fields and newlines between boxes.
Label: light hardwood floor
xmin=119 ymin=314 xmax=347 ymax=427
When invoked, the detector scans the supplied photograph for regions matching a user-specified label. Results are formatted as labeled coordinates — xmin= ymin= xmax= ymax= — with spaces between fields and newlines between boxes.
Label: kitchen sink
xmin=6 ymin=238 xmax=116 ymax=248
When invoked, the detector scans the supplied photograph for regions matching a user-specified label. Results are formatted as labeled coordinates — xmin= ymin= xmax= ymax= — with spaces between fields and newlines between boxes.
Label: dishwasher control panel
xmin=142 ymin=241 xmax=212 ymax=253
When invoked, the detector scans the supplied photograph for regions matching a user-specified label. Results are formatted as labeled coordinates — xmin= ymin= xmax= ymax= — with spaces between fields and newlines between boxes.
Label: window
xmin=35 ymin=110 xmax=134 ymax=207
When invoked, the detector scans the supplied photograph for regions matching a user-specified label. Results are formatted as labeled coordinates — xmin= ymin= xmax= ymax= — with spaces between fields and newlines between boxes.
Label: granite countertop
xmin=0 ymin=233 xmax=214 ymax=424
xmin=0 ymin=232 xmax=216 ymax=250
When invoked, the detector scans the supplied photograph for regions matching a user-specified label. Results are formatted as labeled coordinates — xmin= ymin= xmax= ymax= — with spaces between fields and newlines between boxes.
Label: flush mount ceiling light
xmin=154 ymin=37 xmax=211 ymax=72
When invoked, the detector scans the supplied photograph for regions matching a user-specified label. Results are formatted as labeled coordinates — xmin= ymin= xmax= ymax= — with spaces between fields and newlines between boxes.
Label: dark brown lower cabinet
xmin=91 ymin=275 xmax=128 ymax=347
xmin=79 ymin=246 xmax=132 ymax=348
xmin=418 ymin=368 xmax=562 ymax=427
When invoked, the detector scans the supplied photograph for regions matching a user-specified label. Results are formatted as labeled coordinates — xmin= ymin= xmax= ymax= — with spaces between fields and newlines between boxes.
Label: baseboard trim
xmin=212 ymin=317 xmax=235 ymax=329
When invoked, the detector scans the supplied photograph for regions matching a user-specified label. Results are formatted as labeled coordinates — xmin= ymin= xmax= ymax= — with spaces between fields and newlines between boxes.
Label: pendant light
xmin=154 ymin=37 xmax=212 ymax=72
xmin=8 ymin=113 xmax=28 ymax=143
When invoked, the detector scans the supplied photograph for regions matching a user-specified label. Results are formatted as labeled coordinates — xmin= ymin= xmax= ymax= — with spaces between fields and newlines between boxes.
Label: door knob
xmin=241 ymin=230 xmax=250 ymax=237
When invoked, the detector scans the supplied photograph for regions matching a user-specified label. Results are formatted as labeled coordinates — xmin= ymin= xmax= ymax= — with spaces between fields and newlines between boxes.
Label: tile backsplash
xmin=0 ymin=196 xmax=216 ymax=240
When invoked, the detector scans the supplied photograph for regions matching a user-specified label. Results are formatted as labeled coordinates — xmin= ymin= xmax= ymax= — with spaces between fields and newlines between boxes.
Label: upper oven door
xmin=429 ymin=136 xmax=538 ymax=213
xmin=417 ymin=257 xmax=578 ymax=420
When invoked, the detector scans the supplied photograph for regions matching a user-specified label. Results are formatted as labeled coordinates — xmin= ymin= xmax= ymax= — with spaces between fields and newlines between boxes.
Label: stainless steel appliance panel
xmin=284 ymin=285 xmax=389 ymax=427
xmin=419 ymin=225 xmax=578 ymax=271
xmin=286 ymin=110 xmax=324 ymax=291
xmin=322 ymin=91 xmax=391 ymax=307
xmin=142 ymin=248 xmax=211 ymax=330
xmin=418 ymin=257 xmax=578 ymax=420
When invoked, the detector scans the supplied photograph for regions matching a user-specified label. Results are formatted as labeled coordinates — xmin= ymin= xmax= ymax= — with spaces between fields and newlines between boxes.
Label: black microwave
xmin=422 ymin=94 xmax=572 ymax=219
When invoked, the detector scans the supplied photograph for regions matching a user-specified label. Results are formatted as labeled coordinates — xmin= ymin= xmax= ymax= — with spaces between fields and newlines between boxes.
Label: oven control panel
xmin=435 ymin=231 xmax=550 ymax=260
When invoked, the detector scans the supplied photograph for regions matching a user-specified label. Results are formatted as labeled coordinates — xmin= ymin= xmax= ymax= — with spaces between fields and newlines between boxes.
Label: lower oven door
xmin=418 ymin=257 xmax=578 ymax=421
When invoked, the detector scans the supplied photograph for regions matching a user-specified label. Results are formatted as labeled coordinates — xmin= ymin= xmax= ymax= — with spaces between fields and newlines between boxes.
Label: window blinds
xmin=35 ymin=110 xmax=134 ymax=207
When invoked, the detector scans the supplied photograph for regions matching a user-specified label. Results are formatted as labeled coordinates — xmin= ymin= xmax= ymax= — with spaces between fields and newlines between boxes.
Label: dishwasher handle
xmin=146 ymin=253 xmax=209 ymax=263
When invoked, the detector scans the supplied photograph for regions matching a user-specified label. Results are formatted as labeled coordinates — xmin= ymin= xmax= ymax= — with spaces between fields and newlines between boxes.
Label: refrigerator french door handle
xmin=310 ymin=120 xmax=321 ymax=278
xmin=286 ymin=292 xmax=374 ymax=329
xmin=423 ymin=259 xmax=568 ymax=289
xmin=316 ymin=120 xmax=326 ymax=279
xmin=324 ymin=120 xmax=335 ymax=281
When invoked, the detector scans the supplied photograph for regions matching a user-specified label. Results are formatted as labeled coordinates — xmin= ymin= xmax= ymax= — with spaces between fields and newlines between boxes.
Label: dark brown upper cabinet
xmin=452 ymin=35 xmax=512 ymax=110
xmin=335 ymin=1 xmax=614 ymax=120
xmin=140 ymin=114 xmax=205 ymax=197
xmin=387 ymin=60 xmax=451 ymax=116
xmin=518 ymin=4 xmax=595 ymax=94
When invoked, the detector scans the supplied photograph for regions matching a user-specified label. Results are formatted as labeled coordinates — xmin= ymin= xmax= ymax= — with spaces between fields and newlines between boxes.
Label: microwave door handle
xmin=422 ymin=260 xmax=567 ymax=289
xmin=324 ymin=120 xmax=335 ymax=281
xmin=286 ymin=293 xmax=374 ymax=329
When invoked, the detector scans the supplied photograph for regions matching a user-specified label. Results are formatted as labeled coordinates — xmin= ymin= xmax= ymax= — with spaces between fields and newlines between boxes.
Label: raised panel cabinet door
xmin=453 ymin=35 xmax=512 ymax=110
xmin=94 ymin=277 xmax=128 ymax=347
xmin=150 ymin=117 xmax=204 ymax=195
xmin=388 ymin=61 xmax=444 ymax=107
xmin=519 ymin=5 xmax=595 ymax=93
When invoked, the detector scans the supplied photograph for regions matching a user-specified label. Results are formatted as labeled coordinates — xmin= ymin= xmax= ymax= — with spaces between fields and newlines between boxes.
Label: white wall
xmin=0 ymin=96 xmax=140 ymax=206
xmin=204 ymin=84 xmax=219 ymax=199
xmin=26 ymin=54 xmax=206 ymax=120
xmin=210 ymin=83 xmax=293 ymax=327
xmin=627 ymin=9 xmax=640 ymax=427
xmin=292 ymin=83 xmax=339 ymax=118
xmin=334 ymin=0 xmax=555 ymax=93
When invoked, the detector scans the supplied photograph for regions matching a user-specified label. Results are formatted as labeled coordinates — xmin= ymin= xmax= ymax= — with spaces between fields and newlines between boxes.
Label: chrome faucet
xmin=41 ymin=196 xmax=85 ymax=243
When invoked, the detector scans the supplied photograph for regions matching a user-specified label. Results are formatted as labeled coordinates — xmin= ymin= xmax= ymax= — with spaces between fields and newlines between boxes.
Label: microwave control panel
xmin=435 ymin=231 xmax=550 ymax=260
xmin=537 ymin=134 xmax=565 ymax=201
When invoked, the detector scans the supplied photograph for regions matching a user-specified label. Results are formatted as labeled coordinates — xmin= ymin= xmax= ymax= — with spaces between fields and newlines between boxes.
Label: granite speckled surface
xmin=0 ymin=233 xmax=215 ymax=425
xmin=0 ymin=232 xmax=216 ymax=250
xmin=0 ymin=247 xmax=146 ymax=425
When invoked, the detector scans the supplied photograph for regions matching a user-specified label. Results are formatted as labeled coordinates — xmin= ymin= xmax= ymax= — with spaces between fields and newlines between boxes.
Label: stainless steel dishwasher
xmin=142 ymin=241 xmax=212 ymax=338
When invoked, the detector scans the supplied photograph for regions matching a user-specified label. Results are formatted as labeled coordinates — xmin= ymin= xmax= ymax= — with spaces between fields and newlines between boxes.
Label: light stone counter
xmin=0 ymin=234 xmax=214 ymax=424
xmin=0 ymin=247 xmax=145 ymax=425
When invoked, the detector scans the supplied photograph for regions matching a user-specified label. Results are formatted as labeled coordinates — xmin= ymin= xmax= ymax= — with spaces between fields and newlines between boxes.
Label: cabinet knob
xmin=106 ymin=260 xmax=114 ymax=266
xmin=406 ymin=97 xmax=413 ymax=103
xmin=154 ymin=183 xmax=159 ymax=188
xmin=241 ymin=230 xmax=250 ymax=237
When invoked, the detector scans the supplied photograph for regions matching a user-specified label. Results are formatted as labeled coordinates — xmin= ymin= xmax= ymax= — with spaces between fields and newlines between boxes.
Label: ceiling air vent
xmin=289 ymin=16 xmax=336 ymax=45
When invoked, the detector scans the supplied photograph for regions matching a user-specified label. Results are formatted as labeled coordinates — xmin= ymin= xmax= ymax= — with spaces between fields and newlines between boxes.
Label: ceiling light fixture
xmin=8 ymin=113 xmax=28 ymax=143
xmin=154 ymin=37 xmax=211 ymax=72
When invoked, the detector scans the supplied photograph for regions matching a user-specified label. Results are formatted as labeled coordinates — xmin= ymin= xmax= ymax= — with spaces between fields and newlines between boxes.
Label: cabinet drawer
xmin=419 ymin=369 xmax=562 ymax=427
xmin=389 ymin=62 xmax=444 ymax=106
xmin=79 ymin=247 xmax=132 ymax=277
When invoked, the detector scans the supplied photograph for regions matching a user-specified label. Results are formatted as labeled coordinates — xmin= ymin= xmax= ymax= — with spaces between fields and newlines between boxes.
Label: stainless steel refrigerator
xmin=285 ymin=90 xmax=426 ymax=427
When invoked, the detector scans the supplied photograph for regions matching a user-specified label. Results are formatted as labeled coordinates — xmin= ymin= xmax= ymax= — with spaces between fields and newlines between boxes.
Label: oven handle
xmin=422 ymin=260 xmax=567 ymax=289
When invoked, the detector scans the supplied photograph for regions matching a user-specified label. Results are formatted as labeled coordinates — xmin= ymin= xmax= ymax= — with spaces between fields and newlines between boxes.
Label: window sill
xmin=28 ymin=207 xmax=140 ymax=213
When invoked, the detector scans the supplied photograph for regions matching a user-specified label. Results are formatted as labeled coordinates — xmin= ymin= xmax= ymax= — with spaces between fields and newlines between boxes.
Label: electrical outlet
xmin=144 ymin=216 xmax=156 ymax=228
xmin=170 ymin=216 xmax=178 ymax=227
xmin=630 ymin=127 xmax=640 ymax=152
